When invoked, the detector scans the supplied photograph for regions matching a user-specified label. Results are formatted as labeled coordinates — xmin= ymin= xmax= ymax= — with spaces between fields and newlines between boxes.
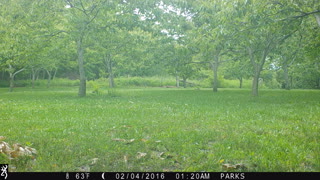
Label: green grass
xmin=0 ymin=87 xmax=319 ymax=172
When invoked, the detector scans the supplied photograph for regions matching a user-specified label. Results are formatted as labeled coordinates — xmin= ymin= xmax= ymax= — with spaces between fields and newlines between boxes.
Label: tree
xmin=1 ymin=0 xmax=319 ymax=93
xmin=224 ymin=59 xmax=251 ymax=89
xmin=233 ymin=0 xmax=301 ymax=96
xmin=189 ymin=0 xmax=235 ymax=92
xmin=278 ymin=0 xmax=320 ymax=27
xmin=85 ymin=10 xmax=122 ymax=87
xmin=161 ymin=42 xmax=195 ymax=88
xmin=0 ymin=0 xmax=30 ymax=92
xmin=272 ymin=31 xmax=303 ymax=90
xmin=64 ymin=0 xmax=104 ymax=97
xmin=174 ymin=44 xmax=197 ymax=88
xmin=0 ymin=0 xmax=65 ymax=91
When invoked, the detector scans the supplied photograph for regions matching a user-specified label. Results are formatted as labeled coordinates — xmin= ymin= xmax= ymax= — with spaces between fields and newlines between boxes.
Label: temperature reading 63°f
xmin=66 ymin=172 xmax=90 ymax=180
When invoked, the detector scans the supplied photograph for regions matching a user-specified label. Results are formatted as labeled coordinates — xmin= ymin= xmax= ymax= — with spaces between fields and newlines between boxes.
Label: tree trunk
xmin=210 ymin=55 xmax=219 ymax=92
xmin=9 ymin=72 xmax=14 ymax=92
xmin=281 ymin=55 xmax=292 ymax=90
xmin=105 ymin=54 xmax=114 ymax=88
xmin=8 ymin=64 xmax=25 ymax=92
xmin=108 ymin=70 xmax=114 ymax=88
xmin=36 ymin=70 xmax=39 ymax=80
xmin=31 ymin=67 xmax=37 ymax=89
xmin=283 ymin=63 xmax=290 ymax=90
xmin=252 ymin=70 xmax=260 ymax=96
xmin=1 ymin=71 xmax=5 ymax=80
xmin=175 ymin=72 xmax=180 ymax=88
xmin=42 ymin=69 xmax=46 ymax=79
xmin=77 ymin=38 xmax=86 ymax=97
xmin=53 ymin=68 xmax=58 ymax=80
xmin=248 ymin=46 xmax=268 ymax=96
xmin=182 ymin=77 xmax=187 ymax=88
xmin=46 ymin=69 xmax=52 ymax=88
xmin=314 ymin=13 xmax=320 ymax=27
xmin=239 ymin=77 xmax=243 ymax=89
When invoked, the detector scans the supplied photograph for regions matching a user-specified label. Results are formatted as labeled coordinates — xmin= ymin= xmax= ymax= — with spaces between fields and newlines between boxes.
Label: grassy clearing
xmin=0 ymin=87 xmax=319 ymax=172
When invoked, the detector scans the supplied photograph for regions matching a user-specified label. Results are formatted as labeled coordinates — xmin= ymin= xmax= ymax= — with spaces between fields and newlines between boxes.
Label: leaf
xmin=219 ymin=159 xmax=225 ymax=163
xmin=124 ymin=155 xmax=128 ymax=163
xmin=151 ymin=151 xmax=166 ymax=160
xmin=222 ymin=163 xmax=237 ymax=170
xmin=25 ymin=146 xmax=37 ymax=155
xmin=112 ymin=138 xmax=135 ymax=144
xmin=0 ymin=141 xmax=11 ymax=154
xmin=90 ymin=158 xmax=99 ymax=165
xmin=125 ymin=139 xmax=135 ymax=144
xmin=10 ymin=144 xmax=25 ymax=158
xmin=25 ymin=141 xmax=33 ymax=146
xmin=0 ymin=141 xmax=37 ymax=159
xmin=77 ymin=165 xmax=90 ymax=172
xmin=10 ymin=150 xmax=22 ymax=158
xmin=136 ymin=152 xmax=147 ymax=159
xmin=222 ymin=163 xmax=247 ymax=170
xmin=0 ymin=136 xmax=6 ymax=141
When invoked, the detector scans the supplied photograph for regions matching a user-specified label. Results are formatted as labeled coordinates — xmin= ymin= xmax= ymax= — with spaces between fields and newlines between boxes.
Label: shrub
xmin=88 ymin=81 xmax=102 ymax=95
xmin=116 ymin=76 xmax=176 ymax=87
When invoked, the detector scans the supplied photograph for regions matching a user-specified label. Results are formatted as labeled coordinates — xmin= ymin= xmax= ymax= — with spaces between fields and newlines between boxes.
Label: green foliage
xmin=106 ymin=88 xmax=119 ymax=97
xmin=49 ymin=79 xmax=80 ymax=87
xmin=0 ymin=78 xmax=80 ymax=88
xmin=0 ymin=87 xmax=319 ymax=171
xmin=0 ymin=77 xmax=256 ymax=89
xmin=0 ymin=80 xmax=9 ymax=88
xmin=88 ymin=81 xmax=101 ymax=95
xmin=116 ymin=76 xmax=176 ymax=87
xmin=219 ymin=79 xmax=252 ymax=89
xmin=0 ymin=0 xmax=319 ymax=94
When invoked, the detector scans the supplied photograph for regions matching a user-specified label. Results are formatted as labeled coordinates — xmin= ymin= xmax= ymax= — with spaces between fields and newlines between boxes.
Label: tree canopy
xmin=0 ymin=0 xmax=319 ymax=96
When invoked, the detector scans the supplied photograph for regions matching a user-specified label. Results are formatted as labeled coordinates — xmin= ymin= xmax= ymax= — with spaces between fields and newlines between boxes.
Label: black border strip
xmin=4 ymin=172 xmax=320 ymax=180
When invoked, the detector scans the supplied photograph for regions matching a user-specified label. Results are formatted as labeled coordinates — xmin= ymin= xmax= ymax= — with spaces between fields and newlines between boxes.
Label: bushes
xmin=116 ymin=76 xmax=176 ymax=87
xmin=198 ymin=77 xmax=252 ymax=89
xmin=0 ymin=78 xmax=80 ymax=88
xmin=219 ymin=79 xmax=251 ymax=89
xmin=50 ymin=78 xmax=80 ymax=87
xmin=0 ymin=80 xmax=9 ymax=88
xmin=0 ymin=80 xmax=30 ymax=88
xmin=0 ymin=76 xmax=283 ymax=90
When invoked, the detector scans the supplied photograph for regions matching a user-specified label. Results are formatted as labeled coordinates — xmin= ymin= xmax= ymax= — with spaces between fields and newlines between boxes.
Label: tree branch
xmin=43 ymin=30 xmax=68 ymax=37
xmin=12 ymin=67 xmax=25 ymax=77
xmin=186 ymin=61 xmax=210 ymax=64
xmin=79 ymin=0 xmax=88 ymax=16
xmin=292 ymin=10 xmax=320 ymax=19
xmin=281 ymin=10 xmax=320 ymax=21
xmin=87 ymin=7 xmax=100 ymax=25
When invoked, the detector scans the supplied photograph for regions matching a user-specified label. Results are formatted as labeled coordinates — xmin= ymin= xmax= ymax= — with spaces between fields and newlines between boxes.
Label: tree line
xmin=0 ymin=0 xmax=319 ymax=96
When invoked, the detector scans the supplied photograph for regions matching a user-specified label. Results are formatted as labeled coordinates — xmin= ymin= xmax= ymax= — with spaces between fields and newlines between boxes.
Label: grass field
xmin=0 ymin=87 xmax=319 ymax=172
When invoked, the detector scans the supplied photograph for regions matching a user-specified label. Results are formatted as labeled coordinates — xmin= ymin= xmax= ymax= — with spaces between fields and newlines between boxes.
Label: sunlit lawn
xmin=0 ymin=87 xmax=319 ymax=172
